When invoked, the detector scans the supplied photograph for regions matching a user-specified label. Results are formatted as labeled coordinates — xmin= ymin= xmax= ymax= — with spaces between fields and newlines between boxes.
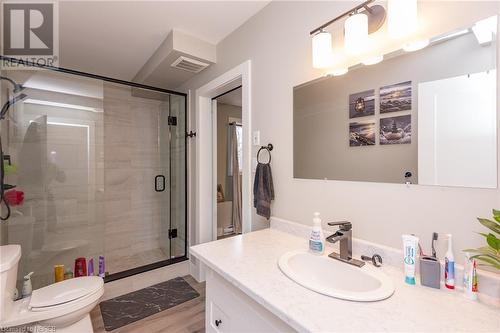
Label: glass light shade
xmin=312 ymin=31 xmax=333 ymax=68
xmin=388 ymin=0 xmax=417 ymax=39
xmin=344 ymin=13 xmax=368 ymax=55
xmin=403 ymin=39 xmax=429 ymax=52
xmin=472 ymin=16 xmax=497 ymax=45
xmin=361 ymin=55 xmax=383 ymax=65
xmin=328 ymin=68 xmax=348 ymax=76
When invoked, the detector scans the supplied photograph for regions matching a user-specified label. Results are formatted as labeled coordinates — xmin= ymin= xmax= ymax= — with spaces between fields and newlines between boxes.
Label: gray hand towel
xmin=253 ymin=162 xmax=274 ymax=219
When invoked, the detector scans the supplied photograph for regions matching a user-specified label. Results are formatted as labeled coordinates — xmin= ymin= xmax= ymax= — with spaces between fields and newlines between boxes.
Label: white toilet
xmin=0 ymin=244 xmax=104 ymax=332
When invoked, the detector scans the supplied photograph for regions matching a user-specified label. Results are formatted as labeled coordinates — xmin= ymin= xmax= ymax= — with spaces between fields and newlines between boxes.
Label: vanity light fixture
xmin=472 ymin=16 xmax=497 ymax=45
xmin=344 ymin=12 xmax=369 ymax=55
xmin=361 ymin=55 xmax=383 ymax=65
xmin=388 ymin=0 xmax=418 ymax=39
xmin=310 ymin=0 xmax=386 ymax=68
xmin=403 ymin=39 xmax=429 ymax=52
xmin=312 ymin=30 xmax=333 ymax=69
xmin=327 ymin=68 xmax=349 ymax=76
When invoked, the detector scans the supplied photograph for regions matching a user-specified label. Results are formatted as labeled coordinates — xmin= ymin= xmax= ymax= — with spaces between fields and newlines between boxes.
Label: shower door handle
xmin=155 ymin=175 xmax=166 ymax=192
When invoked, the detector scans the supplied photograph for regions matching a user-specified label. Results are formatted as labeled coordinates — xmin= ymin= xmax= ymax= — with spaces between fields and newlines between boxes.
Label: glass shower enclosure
xmin=0 ymin=57 xmax=187 ymax=289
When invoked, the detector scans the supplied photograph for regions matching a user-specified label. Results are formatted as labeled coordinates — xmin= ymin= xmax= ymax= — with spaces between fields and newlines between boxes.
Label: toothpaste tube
xmin=402 ymin=234 xmax=419 ymax=285
xmin=463 ymin=252 xmax=478 ymax=300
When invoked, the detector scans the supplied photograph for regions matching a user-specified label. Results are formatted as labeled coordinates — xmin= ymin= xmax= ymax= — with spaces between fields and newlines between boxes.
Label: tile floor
xmin=91 ymin=275 xmax=205 ymax=333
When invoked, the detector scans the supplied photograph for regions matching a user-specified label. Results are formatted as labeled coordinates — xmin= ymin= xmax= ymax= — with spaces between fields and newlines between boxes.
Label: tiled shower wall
xmin=102 ymin=83 xmax=170 ymax=274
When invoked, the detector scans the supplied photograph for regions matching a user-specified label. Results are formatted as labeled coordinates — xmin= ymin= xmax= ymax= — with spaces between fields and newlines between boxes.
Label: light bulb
xmin=388 ymin=0 xmax=418 ymax=39
xmin=403 ymin=39 xmax=429 ymax=52
xmin=344 ymin=13 xmax=368 ymax=55
xmin=312 ymin=31 xmax=333 ymax=68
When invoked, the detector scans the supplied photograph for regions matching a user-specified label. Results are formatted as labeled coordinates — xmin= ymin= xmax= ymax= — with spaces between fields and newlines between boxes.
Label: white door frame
xmin=192 ymin=61 xmax=252 ymax=279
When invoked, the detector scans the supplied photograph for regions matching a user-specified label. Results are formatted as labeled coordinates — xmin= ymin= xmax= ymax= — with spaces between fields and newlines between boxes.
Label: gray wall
xmin=180 ymin=1 xmax=500 ymax=263
xmin=294 ymin=32 xmax=495 ymax=184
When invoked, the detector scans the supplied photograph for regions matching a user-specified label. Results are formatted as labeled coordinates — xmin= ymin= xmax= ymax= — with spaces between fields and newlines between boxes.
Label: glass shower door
xmin=168 ymin=94 xmax=186 ymax=258
xmin=158 ymin=93 xmax=186 ymax=259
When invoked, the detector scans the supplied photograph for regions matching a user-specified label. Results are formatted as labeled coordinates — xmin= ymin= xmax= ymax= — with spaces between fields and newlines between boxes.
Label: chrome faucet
xmin=326 ymin=221 xmax=365 ymax=267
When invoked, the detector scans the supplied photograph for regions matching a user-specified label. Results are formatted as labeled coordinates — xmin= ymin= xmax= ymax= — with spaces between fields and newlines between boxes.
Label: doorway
xmin=213 ymin=86 xmax=243 ymax=240
xmin=192 ymin=61 xmax=251 ymax=280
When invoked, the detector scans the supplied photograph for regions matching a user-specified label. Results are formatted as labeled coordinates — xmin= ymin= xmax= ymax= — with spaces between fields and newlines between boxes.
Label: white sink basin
xmin=278 ymin=250 xmax=395 ymax=302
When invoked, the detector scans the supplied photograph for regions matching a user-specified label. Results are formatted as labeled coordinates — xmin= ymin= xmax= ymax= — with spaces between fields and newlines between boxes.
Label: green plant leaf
xmin=494 ymin=215 xmax=500 ymax=223
xmin=493 ymin=209 xmax=500 ymax=217
xmin=470 ymin=253 xmax=500 ymax=263
xmin=465 ymin=247 xmax=498 ymax=256
xmin=474 ymin=255 xmax=500 ymax=270
xmin=477 ymin=218 xmax=500 ymax=234
xmin=486 ymin=233 xmax=500 ymax=250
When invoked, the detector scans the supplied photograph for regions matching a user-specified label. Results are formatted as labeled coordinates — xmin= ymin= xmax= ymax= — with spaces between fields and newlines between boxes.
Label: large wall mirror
xmin=294 ymin=16 xmax=497 ymax=189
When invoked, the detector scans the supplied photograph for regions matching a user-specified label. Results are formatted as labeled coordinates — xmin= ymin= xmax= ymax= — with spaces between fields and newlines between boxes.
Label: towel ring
xmin=257 ymin=144 xmax=273 ymax=164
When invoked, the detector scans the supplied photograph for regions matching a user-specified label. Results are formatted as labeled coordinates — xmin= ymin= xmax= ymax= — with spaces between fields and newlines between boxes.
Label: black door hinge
xmin=168 ymin=116 xmax=177 ymax=126
xmin=168 ymin=228 xmax=178 ymax=239
xmin=186 ymin=130 xmax=196 ymax=138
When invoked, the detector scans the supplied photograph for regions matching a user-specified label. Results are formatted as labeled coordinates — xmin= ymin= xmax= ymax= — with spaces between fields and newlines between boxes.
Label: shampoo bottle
xmin=444 ymin=234 xmax=455 ymax=289
xmin=309 ymin=212 xmax=325 ymax=255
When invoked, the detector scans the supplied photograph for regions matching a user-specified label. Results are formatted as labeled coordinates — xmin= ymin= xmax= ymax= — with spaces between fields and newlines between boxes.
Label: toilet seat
xmin=29 ymin=276 xmax=103 ymax=310
xmin=0 ymin=276 xmax=104 ymax=329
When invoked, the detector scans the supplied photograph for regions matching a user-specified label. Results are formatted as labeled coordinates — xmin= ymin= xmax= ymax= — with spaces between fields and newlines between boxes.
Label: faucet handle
xmin=327 ymin=221 xmax=352 ymax=231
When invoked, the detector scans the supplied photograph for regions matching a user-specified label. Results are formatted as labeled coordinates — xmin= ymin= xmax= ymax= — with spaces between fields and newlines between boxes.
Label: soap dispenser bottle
xmin=309 ymin=212 xmax=325 ymax=255
xmin=22 ymin=272 xmax=34 ymax=298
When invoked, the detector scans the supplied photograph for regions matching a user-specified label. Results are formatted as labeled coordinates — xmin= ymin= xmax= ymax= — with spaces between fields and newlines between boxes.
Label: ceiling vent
xmin=171 ymin=56 xmax=209 ymax=73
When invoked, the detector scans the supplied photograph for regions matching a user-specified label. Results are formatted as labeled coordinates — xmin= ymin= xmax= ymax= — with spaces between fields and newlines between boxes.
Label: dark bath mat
xmin=99 ymin=276 xmax=200 ymax=331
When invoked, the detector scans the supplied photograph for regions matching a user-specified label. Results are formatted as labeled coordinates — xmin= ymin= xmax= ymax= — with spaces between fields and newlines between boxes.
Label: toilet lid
xmin=29 ymin=276 xmax=103 ymax=309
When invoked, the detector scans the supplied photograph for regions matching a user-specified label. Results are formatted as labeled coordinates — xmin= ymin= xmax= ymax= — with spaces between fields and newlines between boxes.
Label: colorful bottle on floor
xmin=54 ymin=265 xmax=65 ymax=282
xmin=98 ymin=255 xmax=105 ymax=278
xmin=444 ymin=234 xmax=455 ymax=289
xmin=64 ymin=268 xmax=73 ymax=280
xmin=75 ymin=257 xmax=87 ymax=277
xmin=88 ymin=258 xmax=94 ymax=276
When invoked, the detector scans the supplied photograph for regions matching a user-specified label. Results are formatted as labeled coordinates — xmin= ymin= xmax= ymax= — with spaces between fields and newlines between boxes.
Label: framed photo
xmin=349 ymin=121 xmax=376 ymax=147
xmin=349 ymin=89 xmax=375 ymax=119
xmin=380 ymin=115 xmax=412 ymax=145
xmin=380 ymin=81 xmax=411 ymax=114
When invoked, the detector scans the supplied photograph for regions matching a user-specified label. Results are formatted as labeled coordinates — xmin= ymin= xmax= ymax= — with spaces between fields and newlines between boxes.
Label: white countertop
xmin=190 ymin=227 xmax=500 ymax=333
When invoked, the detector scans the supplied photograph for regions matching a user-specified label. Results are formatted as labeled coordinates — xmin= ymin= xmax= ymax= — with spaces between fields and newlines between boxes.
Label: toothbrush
xmin=431 ymin=232 xmax=438 ymax=258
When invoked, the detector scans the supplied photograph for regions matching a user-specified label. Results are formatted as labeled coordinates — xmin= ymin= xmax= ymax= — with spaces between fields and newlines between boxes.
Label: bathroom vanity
xmin=190 ymin=218 xmax=500 ymax=333
xmin=203 ymin=267 xmax=293 ymax=332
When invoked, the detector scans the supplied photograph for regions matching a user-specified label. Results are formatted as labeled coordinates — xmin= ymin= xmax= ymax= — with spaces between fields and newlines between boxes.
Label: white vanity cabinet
xmin=205 ymin=268 xmax=295 ymax=333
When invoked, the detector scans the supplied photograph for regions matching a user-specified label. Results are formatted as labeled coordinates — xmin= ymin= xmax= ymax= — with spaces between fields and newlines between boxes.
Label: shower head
xmin=0 ymin=76 xmax=25 ymax=94
xmin=0 ymin=93 xmax=27 ymax=120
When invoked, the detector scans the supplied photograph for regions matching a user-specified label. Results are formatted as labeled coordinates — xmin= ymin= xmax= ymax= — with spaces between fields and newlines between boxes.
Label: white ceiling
xmin=59 ymin=1 xmax=269 ymax=83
